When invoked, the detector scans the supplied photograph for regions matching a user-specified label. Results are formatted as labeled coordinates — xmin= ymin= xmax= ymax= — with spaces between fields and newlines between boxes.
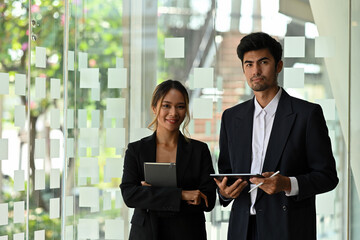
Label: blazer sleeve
xmin=120 ymin=143 xmax=182 ymax=212
xmin=217 ymin=110 xmax=235 ymax=207
xmin=295 ymin=104 xmax=339 ymax=201
xmin=218 ymin=110 xmax=232 ymax=174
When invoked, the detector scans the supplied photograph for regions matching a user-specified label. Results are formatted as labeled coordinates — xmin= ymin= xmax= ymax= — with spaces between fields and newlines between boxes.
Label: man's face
xmin=242 ymin=48 xmax=283 ymax=92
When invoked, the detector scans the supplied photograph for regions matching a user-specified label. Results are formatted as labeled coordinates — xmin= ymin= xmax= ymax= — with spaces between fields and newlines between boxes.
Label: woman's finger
xmin=200 ymin=192 xmax=208 ymax=207
xmin=141 ymin=181 xmax=151 ymax=186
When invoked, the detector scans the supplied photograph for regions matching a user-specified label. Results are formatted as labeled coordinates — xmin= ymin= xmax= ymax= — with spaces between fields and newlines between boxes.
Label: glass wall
xmin=0 ymin=0 xmax=358 ymax=239
xmin=351 ymin=0 xmax=360 ymax=239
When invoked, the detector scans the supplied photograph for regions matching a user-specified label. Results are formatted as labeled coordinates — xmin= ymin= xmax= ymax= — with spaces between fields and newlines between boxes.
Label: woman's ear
xmin=152 ymin=106 xmax=157 ymax=115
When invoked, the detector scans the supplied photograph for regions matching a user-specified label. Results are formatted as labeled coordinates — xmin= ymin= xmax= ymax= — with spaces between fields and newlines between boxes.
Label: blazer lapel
xmin=139 ymin=132 xmax=157 ymax=165
xmin=256 ymin=89 xmax=296 ymax=200
xmin=140 ymin=131 xmax=190 ymax=186
xmin=262 ymin=89 xmax=296 ymax=172
xmin=233 ymin=99 xmax=255 ymax=173
xmin=176 ymin=132 xmax=192 ymax=186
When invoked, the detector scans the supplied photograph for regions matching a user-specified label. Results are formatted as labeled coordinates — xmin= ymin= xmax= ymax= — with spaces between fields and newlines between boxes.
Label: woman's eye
xmin=177 ymin=106 xmax=185 ymax=109
xmin=162 ymin=104 xmax=170 ymax=108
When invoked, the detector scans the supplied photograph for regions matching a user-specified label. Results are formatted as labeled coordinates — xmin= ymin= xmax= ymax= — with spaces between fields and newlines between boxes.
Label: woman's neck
xmin=156 ymin=128 xmax=179 ymax=146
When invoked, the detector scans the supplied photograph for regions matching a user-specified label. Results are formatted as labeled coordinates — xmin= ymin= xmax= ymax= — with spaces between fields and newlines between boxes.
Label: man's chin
xmin=251 ymin=83 xmax=278 ymax=92
xmin=251 ymin=85 xmax=268 ymax=92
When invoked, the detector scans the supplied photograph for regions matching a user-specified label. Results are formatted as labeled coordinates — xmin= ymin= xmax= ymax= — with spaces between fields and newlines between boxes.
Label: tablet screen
xmin=144 ymin=162 xmax=177 ymax=187
xmin=210 ymin=173 xmax=264 ymax=185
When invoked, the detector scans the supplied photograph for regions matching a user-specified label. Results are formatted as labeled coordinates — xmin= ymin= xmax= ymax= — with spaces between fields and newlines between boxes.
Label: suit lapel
xmin=233 ymin=99 xmax=255 ymax=173
xmin=176 ymin=132 xmax=192 ymax=186
xmin=257 ymin=89 xmax=296 ymax=200
xmin=262 ymin=90 xmax=296 ymax=172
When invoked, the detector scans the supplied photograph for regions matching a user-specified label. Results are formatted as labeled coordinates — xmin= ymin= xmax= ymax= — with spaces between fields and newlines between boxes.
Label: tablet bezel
xmin=210 ymin=173 xmax=264 ymax=183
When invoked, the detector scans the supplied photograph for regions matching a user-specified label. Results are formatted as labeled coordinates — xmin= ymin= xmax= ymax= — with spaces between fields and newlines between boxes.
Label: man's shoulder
xmin=287 ymin=94 xmax=319 ymax=112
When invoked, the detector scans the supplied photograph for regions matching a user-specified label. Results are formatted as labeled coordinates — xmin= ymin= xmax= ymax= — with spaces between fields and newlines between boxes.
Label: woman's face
xmin=153 ymin=89 xmax=187 ymax=133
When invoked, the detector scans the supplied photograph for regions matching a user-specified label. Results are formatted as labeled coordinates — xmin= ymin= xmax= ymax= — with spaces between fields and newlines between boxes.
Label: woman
xmin=120 ymin=80 xmax=216 ymax=240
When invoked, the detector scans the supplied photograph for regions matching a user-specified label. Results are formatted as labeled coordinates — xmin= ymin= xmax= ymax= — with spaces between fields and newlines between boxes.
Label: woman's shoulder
xmin=185 ymin=136 xmax=208 ymax=149
xmin=128 ymin=134 xmax=155 ymax=149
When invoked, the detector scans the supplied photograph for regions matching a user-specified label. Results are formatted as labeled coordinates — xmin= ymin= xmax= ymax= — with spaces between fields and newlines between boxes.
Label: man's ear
xmin=276 ymin=60 xmax=283 ymax=74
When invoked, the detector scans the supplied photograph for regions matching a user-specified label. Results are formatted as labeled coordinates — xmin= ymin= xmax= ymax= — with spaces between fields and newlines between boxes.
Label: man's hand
xmin=249 ymin=172 xmax=291 ymax=195
xmin=214 ymin=177 xmax=248 ymax=199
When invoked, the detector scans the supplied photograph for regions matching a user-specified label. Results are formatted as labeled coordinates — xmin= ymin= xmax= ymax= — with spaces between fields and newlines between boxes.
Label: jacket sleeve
xmin=217 ymin=110 xmax=235 ymax=207
xmin=296 ymin=104 xmax=339 ymax=201
xmin=218 ymin=110 xmax=233 ymax=174
xmin=120 ymin=143 xmax=182 ymax=212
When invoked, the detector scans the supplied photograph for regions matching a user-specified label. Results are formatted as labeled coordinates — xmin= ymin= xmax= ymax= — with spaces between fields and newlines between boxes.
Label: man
xmin=214 ymin=32 xmax=338 ymax=240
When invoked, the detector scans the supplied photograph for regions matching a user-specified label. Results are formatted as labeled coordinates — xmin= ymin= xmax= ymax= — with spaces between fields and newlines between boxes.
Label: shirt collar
xmin=254 ymin=87 xmax=282 ymax=117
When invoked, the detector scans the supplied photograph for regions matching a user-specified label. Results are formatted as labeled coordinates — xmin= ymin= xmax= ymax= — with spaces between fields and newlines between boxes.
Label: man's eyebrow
xmin=257 ymin=57 xmax=270 ymax=62
xmin=244 ymin=57 xmax=270 ymax=64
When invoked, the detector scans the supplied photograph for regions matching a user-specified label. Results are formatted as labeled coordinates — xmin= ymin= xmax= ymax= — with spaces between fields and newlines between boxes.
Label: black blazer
xmin=218 ymin=89 xmax=338 ymax=240
xmin=120 ymin=132 xmax=216 ymax=240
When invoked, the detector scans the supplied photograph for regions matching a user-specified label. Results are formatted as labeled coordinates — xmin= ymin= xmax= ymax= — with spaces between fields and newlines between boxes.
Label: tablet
xmin=144 ymin=162 xmax=177 ymax=187
xmin=210 ymin=173 xmax=264 ymax=185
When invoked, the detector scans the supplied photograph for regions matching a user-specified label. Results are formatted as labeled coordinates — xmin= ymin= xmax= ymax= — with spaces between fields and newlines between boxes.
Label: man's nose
xmin=252 ymin=63 xmax=261 ymax=76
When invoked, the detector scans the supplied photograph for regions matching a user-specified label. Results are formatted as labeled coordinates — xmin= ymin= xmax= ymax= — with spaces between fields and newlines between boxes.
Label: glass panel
xmin=157 ymin=0 xmax=348 ymax=238
xmin=351 ymin=0 xmax=360 ymax=239
xmin=0 ymin=0 xmax=29 ymax=238
xmin=0 ymin=0 xmax=352 ymax=239
xmin=66 ymin=0 xmax=127 ymax=238
xmin=28 ymin=0 xmax=66 ymax=238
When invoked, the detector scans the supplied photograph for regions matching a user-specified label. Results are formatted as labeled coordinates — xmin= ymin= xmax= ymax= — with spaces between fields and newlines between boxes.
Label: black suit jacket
xmin=120 ymin=132 xmax=216 ymax=240
xmin=218 ymin=89 xmax=338 ymax=240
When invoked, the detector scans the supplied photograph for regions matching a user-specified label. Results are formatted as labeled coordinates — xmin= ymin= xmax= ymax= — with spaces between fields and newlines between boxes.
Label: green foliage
xmin=0 ymin=1 xmax=28 ymax=71
xmin=1 ymin=0 xmax=125 ymax=237
xmin=0 ymin=0 xmax=189 ymax=237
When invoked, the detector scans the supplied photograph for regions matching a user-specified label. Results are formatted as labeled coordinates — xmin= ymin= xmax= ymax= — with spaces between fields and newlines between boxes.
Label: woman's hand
xmin=141 ymin=181 xmax=151 ymax=186
xmin=181 ymin=190 xmax=208 ymax=207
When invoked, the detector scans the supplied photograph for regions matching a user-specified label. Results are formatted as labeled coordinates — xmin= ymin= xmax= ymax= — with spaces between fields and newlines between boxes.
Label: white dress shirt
xmin=250 ymin=88 xmax=299 ymax=215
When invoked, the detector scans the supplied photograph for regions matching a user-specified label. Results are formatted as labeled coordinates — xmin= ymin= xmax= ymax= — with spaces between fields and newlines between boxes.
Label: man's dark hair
xmin=236 ymin=32 xmax=283 ymax=65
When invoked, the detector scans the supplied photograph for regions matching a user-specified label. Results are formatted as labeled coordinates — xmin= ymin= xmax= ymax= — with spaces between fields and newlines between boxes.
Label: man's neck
xmin=254 ymin=86 xmax=280 ymax=108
